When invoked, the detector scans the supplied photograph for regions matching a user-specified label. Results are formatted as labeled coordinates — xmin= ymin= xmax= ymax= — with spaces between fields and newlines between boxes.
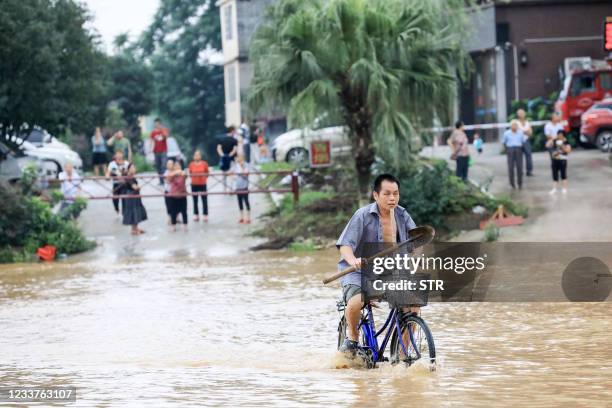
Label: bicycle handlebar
xmin=321 ymin=225 xmax=435 ymax=285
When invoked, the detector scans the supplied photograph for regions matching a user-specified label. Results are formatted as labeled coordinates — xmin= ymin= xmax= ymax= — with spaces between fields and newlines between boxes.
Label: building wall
xmin=219 ymin=0 xmax=277 ymax=127
xmin=236 ymin=0 xmax=275 ymax=58
xmin=224 ymin=61 xmax=242 ymax=126
xmin=219 ymin=0 xmax=239 ymax=63
xmin=496 ymin=1 xmax=610 ymax=100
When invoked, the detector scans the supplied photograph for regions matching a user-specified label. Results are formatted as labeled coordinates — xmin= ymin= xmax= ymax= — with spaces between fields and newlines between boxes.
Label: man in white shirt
xmin=544 ymin=114 xmax=564 ymax=140
xmin=58 ymin=162 xmax=81 ymax=218
xmin=517 ymin=109 xmax=534 ymax=176
xmin=105 ymin=151 xmax=130 ymax=215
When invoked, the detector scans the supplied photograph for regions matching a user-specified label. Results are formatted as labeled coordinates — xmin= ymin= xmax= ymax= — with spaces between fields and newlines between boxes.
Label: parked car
xmin=271 ymin=125 xmax=351 ymax=166
xmin=0 ymin=141 xmax=53 ymax=183
xmin=580 ymin=98 xmax=612 ymax=152
xmin=19 ymin=140 xmax=83 ymax=177
xmin=20 ymin=128 xmax=72 ymax=150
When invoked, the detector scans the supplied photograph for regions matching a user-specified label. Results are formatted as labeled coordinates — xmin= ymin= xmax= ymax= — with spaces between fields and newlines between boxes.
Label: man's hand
xmin=348 ymin=257 xmax=362 ymax=270
xmin=340 ymin=245 xmax=362 ymax=270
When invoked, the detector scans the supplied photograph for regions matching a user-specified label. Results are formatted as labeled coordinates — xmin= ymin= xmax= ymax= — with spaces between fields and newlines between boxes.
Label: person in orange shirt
xmin=188 ymin=150 xmax=209 ymax=222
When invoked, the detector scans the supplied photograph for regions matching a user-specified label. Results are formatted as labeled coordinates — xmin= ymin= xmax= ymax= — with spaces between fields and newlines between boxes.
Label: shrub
xmin=375 ymin=159 xmax=527 ymax=233
xmin=0 ymin=181 xmax=94 ymax=262
xmin=132 ymin=153 xmax=154 ymax=173
xmin=483 ymin=222 xmax=500 ymax=242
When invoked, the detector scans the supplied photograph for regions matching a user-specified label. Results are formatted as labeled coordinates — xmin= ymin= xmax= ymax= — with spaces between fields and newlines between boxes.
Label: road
xmin=73 ymin=174 xmax=269 ymax=261
xmin=422 ymin=143 xmax=612 ymax=241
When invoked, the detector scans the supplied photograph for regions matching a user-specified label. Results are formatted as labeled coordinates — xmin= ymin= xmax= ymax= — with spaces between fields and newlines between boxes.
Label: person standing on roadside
xmin=91 ymin=127 xmax=107 ymax=177
xmin=503 ymin=120 xmax=527 ymax=190
xmin=150 ymin=118 xmax=169 ymax=185
xmin=107 ymin=130 xmax=132 ymax=163
xmin=239 ymin=118 xmax=251 ymax=163
xmin=546 ymin=130 xmax=571 ymax=195
xmin=188 ymin=150 xmax=209 ymax=222
xmin=106 ymin=150 xmax=130 ymax=216
xmin=167 ymin=160 xmax=188 ymax=231
xmin=58 ymin=162 xmax=82 ymax=219
xmin=234 ymin=155 xmax=251 ymax=224
xmin=517 ymin=109 xmax=534 ymax=176
xmin=544 ymin=113 xmax=564 ymax=151
xmin=249 ymin=119 xmax=260 ymax=164
xmin=448 ymin=121 xmax=470 ymax=181
xmin=120 ymin=163 xmax=147 ymax=235
xmin=217 ymin=126 xmax=238 ymax=192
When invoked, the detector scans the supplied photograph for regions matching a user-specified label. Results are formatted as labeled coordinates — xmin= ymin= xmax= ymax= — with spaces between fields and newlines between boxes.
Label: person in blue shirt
xmin=336 ymin=174 xmax=418 ymax=355
xmin=502 ymin=120 xmax=527 ymax=189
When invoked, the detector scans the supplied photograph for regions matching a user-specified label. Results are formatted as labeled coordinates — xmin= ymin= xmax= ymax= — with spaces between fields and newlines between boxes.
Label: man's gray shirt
xmin=336 ymin=202 xmax=417 ymax=287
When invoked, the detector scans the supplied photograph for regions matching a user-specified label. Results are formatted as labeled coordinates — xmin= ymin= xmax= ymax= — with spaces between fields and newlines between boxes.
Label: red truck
xmin=554 ymin=58 xmax=612 ymax=142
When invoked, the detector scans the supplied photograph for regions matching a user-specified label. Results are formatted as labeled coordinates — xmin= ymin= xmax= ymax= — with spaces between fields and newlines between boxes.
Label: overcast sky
xmin=83 ymin=0 xmax=160 ymax=52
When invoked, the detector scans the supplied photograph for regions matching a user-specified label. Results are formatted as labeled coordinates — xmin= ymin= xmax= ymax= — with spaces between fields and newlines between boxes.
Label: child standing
xmin=473 ymin=133 xmax=483 ymax=154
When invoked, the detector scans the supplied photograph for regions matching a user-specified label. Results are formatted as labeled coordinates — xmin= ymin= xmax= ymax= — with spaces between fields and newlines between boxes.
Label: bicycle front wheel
xmin=390 ymin=313 xmax=436 ymax=367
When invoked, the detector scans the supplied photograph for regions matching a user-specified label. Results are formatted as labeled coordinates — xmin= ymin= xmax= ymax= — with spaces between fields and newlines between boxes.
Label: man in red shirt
xmin=150 ymin=118 xmax=169 ymax=185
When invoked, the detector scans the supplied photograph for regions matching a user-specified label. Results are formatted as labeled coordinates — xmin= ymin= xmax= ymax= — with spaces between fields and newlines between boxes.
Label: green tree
xmin=248 ymin=0 xmax=470 ymax=197
xmin=0 ymin=0 xmax=108 ymax=143
xmin=139 ymin=0 xmax=225 ymax=161
xmin=107 ymin=50 xmax=154 ymax=139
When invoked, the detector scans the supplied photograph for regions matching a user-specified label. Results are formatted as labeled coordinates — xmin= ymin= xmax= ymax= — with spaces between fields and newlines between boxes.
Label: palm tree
xmin=248 ymin=0 xmax=471 ymax=198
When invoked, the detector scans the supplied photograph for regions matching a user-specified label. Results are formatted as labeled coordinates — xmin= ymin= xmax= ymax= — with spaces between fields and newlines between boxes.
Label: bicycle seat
xmin=336 ymin=299 xmax=346 ymax=312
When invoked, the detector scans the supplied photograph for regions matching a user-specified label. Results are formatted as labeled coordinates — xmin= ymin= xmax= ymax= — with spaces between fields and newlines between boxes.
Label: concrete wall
xmin=219 ymin=0 xmax=239 ymax=64
xmin=219 ymin=0 xmax=277 ymax=126
xmin=496 ymin=1 xmax=610 ymax=99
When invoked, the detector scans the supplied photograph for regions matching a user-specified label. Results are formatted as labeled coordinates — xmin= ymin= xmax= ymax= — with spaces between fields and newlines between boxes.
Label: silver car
xmin=0 ymin=141 xmax=51 ymax=183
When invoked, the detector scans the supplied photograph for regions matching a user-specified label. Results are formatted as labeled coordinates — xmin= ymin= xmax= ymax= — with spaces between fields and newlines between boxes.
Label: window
xmin=224 ymin=4 xmax=233 ymax=41
xmin=226 ymin=64 xmax=237 ymax=103
xmin=570 ymin=74 xmax=596 ymax=97
xmin=600 ymin=72 xmax=612 ymax=91
xmin=26 ymin=129 xmax=44 ymax=144
xmin=592 ymin=103 xmax=612 ymax=111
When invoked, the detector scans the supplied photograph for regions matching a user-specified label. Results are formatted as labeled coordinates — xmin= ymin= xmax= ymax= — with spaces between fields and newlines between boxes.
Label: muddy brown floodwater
xmin=1 ymin=187 xmax=611 ymax=407
xmin=1 ymin=247 xmax=611 ymax=407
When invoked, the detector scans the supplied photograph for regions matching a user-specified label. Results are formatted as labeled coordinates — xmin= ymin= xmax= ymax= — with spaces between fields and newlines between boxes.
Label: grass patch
xmin=288 ymin=240 xmax=317 ymax=251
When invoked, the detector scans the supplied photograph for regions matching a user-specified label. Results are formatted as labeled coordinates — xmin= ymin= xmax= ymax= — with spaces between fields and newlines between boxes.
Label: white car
xmin=271 ymin=125 xmax=351 ymax=165
xmin=20 ymin=128 xmax=72 ymax=150
xmin=19 ymin=140 xmax=82 ymax=178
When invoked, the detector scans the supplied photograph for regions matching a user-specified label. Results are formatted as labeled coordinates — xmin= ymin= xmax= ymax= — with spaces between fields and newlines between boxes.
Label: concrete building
xmin=463 ymin=0 xmax=610 ymax=138
xmin=217 ymin=0 xmax=287 ymax=138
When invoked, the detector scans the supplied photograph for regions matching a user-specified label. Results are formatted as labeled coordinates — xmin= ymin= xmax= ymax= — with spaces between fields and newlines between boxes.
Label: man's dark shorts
xmin=342 ymin=284 xmax=362 ymax=304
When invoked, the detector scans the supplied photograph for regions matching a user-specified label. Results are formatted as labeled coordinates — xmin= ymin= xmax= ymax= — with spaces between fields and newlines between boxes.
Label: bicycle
xmin=336 ymin=297 xmax=436 ymax=370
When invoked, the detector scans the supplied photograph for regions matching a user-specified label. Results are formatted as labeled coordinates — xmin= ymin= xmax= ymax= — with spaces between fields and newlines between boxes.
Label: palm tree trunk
xmin=354 ymin=130 xmax=375 ymax=204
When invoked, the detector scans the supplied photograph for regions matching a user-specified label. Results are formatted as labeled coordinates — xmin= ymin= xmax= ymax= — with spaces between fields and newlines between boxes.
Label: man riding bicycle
xmin=337 ymin=173 xmax=420 ymax=355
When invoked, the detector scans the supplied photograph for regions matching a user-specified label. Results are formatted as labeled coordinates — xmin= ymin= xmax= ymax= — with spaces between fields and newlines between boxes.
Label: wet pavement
xmin=422 ymin=143 xmax=612 ymax=241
